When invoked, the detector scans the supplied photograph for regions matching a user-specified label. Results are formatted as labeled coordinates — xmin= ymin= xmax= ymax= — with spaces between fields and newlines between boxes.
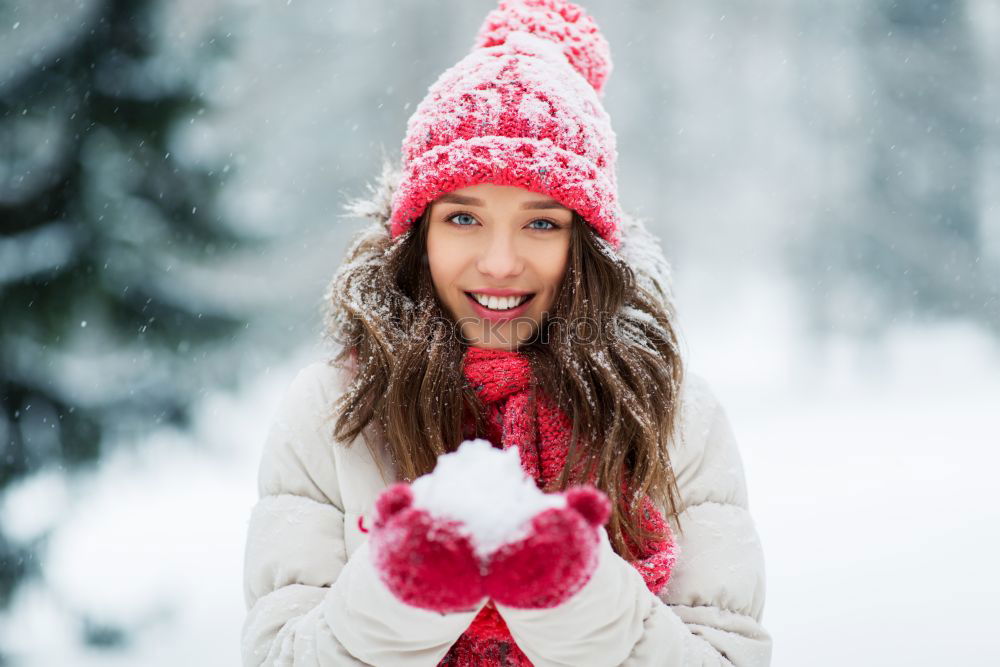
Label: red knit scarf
xmin=438 ymin=345 xmax=678 ymax=667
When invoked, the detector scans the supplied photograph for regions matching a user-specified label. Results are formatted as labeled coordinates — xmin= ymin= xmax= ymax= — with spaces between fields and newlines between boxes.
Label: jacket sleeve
xmin=494 ymin=373 xmax=773 ymax=666
xmin=241 ymin=363 xmax=487 ymax=666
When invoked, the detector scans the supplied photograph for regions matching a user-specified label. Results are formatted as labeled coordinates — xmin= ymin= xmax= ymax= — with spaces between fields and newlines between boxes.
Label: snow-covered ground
xmin=678 ymin=267 xmax=1000 ymax=666
xmin=0 ymin=347 xmax=314 ymax=666
xmin=1 ymin=266 xmax=997 ymax=666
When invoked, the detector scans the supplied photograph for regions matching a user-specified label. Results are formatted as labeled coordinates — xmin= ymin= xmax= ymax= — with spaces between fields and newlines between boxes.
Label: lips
xmin=464 ymin=292 xmax=536 ymax=322
xmin=466 ymin=289 xmax=535 ymax=297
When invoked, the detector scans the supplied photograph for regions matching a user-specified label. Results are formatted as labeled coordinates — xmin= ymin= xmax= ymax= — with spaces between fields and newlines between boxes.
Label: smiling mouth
xmin=464 ymin=292 xmax=536 ymax=312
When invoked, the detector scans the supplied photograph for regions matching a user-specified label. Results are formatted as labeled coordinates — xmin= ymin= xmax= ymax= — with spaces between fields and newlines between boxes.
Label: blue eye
xmin=447 ymin=212 xmax=477 ymax=227
xmin=528 ymin=219 xmax=557 ymax=231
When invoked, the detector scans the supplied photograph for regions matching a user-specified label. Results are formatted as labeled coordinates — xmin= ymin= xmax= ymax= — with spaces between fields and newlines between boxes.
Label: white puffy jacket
xmin=241 ymin=356 xmax=772 ymax=666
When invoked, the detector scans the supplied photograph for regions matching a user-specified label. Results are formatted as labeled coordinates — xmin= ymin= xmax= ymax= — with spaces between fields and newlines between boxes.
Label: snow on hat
xmin=388 ymin=0 xmax=623 ymax=249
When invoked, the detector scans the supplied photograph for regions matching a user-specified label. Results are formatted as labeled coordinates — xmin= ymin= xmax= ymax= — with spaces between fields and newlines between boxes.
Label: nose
xmin=476 ymin=228 xmax=524 ymax=279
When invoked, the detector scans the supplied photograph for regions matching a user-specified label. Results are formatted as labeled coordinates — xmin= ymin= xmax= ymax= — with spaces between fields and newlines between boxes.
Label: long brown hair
xmin=322 ymin=159 xmax=688 ymax=557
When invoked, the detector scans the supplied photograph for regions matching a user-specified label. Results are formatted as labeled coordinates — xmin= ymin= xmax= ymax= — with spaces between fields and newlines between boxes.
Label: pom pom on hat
xmin=473 ymin=0 xmax=613 ymax=97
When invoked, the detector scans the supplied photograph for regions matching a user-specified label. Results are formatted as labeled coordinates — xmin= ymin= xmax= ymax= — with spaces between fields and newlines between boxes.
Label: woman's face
xmin=425 ymin=183 xmax=573 ymax=350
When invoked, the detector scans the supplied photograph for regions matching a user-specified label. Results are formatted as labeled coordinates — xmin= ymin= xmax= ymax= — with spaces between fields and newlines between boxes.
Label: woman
xmin=242 ymin=1 xmax=771 ymax=665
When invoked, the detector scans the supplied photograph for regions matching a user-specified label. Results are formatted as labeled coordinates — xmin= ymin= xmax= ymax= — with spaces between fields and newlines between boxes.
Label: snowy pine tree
xmin=856 ymin=0 xmax=995 ymax=324
xmin=790 ymin=0 xmax=998 ymax=335
xmin=0 ymin=0 xmax=261 ymax=627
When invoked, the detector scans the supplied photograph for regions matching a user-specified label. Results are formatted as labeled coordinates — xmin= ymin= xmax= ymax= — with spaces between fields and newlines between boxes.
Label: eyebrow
xmin=436 ymin=193 xmax=569 ymax=210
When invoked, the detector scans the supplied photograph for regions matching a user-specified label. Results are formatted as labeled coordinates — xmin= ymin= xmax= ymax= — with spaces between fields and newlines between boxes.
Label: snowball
xmin=410 ymin=438 xmax=565 ymax=559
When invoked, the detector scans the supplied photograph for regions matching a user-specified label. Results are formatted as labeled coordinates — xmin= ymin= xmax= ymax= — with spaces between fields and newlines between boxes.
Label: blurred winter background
xmin=0 ymin=0 xmax=997 ymax=664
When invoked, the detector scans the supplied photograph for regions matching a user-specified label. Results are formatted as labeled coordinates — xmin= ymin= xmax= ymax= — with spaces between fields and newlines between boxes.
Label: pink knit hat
xmin=388 ymin=0 xmax=623 ymax=249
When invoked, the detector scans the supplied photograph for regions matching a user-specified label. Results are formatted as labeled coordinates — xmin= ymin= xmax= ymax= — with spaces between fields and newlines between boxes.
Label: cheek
xmin=425 ymin=250 xmax=444 ymax=286
xmin=535 ymin=247 xmax=570 ymax=298
xmin=425 ymin=236 xmax=465 ymax=300
xmin=425 ymin=232 xmax=448 ymax=279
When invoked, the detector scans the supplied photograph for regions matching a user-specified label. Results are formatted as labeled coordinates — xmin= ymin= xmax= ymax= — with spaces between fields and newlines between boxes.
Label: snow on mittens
xmin=367 ymin=439 xmax=611 ymax=611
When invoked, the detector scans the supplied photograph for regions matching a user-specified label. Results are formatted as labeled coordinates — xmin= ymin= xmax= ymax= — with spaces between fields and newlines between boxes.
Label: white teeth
xmin=471 ymin=293 xmax=529 ymax=310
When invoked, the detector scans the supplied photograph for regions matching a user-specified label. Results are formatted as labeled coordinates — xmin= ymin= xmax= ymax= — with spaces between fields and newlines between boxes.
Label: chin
xmin=470 ymin=341 xmax=519 ymax=351
xmin=462 ymin=321 xmax=537 ymax=350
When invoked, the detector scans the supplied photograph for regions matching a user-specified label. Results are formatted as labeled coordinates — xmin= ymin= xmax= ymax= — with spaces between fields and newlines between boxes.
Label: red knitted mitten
xmin=368 ymin=482 xmax=486 ymax=613
xmin=484 ymin=485 xmax=611 ymax=609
